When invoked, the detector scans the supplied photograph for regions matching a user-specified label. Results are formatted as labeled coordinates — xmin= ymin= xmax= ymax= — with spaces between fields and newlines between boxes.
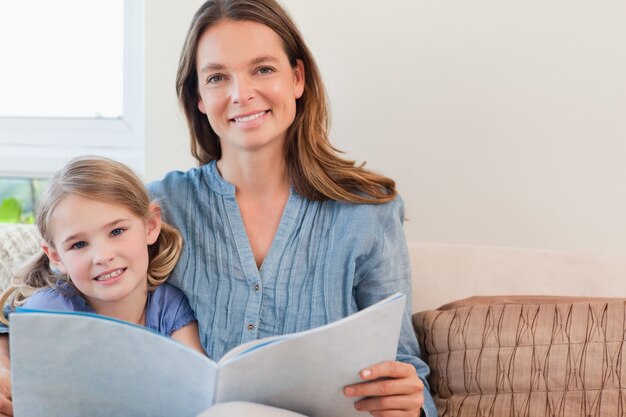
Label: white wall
xmin=145 ymin=0 xmax=626 ymax=253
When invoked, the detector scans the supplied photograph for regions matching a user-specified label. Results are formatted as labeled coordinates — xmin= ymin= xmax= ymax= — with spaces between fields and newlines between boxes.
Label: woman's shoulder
xmin=23 ymin=286 xmax=85 ymax=312
xmin=147 ymin=166 xmax=205 ymax=196
xmin=332 ymin=194 xmax=405 ymax=224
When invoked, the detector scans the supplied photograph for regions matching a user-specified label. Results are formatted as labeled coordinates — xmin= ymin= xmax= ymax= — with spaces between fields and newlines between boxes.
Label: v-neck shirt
xmin=147 ymin=161 xmax=436 ymax=416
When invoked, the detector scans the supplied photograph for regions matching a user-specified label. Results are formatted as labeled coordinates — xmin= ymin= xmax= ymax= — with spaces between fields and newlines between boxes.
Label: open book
xmin=10 ymin=292 xmax=406 ymax=417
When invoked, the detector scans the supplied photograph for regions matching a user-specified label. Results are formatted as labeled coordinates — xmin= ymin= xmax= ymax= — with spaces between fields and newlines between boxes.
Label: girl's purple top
xmin=23 ymin=282 xmax=196 ymax=336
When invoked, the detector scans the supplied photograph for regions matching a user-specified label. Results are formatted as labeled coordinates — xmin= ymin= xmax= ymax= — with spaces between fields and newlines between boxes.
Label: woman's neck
xmin=217 ymin=150 xmax=290 ymax=197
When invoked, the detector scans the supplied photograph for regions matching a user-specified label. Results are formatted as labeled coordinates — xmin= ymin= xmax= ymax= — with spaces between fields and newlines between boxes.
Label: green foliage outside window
xmin=0 ymin=178 xmax=46 ymax=224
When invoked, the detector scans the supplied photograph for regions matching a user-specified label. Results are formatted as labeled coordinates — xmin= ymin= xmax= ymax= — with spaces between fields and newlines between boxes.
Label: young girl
xmin=0 ymin=156 xmax=204 ymax=354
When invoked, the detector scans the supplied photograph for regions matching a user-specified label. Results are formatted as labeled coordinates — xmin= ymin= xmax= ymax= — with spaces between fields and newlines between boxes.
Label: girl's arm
xmin=0 ymin=335 xmax=13 ymax=416
xmin=171 ymin=321 xmax=205 ymax=355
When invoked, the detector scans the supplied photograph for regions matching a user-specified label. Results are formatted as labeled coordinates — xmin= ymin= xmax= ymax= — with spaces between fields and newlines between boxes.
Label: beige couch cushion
xmin=0 ymin=224 xmax=41 ymax=291
xmin=414 ymin=296 xmax=626 ymax=417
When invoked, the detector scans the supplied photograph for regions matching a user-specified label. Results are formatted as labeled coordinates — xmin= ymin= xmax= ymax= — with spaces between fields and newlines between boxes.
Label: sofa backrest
xmin=4 ymin=224 xmax=626 ymax=314
xmin=408 ymin=241 xmax=626 ymax=312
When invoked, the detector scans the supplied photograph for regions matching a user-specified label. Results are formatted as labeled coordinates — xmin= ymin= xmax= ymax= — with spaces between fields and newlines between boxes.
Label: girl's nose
xmin=93 ymin=245 xmax=114 ymax=265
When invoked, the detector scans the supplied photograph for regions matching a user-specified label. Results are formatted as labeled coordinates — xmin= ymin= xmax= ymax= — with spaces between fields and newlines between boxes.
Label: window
xmin=0 ymin=0 xmax=144 ymax=180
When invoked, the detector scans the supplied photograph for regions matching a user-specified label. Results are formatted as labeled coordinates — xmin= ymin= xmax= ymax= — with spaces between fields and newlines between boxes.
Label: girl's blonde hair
xmin=176 ymin=0 xmax=397 ymax=203
xmin=0 ymin=156 xmax=182 ymax=324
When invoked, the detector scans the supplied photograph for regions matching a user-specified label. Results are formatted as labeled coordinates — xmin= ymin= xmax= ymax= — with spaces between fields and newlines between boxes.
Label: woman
xmin=149 ymin=0 xmax=436 ymax=416
xmin=0 ymin=0 xmax=436 ymax=416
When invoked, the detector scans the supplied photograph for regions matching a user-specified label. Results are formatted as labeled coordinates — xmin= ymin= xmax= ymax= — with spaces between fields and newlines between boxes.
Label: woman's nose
xmin=230 ymin=76 xmax=254 ymax=104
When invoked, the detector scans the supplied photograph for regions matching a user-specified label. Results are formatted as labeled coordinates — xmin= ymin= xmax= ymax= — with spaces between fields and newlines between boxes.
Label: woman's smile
xmin=230 ymin=110 xmax=270 ymax=126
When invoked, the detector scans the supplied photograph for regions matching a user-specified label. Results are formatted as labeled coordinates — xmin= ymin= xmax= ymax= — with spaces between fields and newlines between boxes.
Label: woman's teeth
xmin=233 ymin=111 xmax=266 ymax=123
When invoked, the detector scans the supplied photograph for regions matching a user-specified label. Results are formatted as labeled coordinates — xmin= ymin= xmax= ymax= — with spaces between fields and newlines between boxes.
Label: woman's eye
xmin=206 ymin=74 xmax=224 ymax=84
xmin=111 ymin=228 xmax=125 ymax=237
xmin=257 ymin=66 xmax=275 ymax=75
xmin=71 ymin=241 xmax=87 ymax=250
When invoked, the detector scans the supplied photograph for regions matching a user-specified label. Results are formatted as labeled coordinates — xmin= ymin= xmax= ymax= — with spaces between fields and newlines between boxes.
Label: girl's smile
xmin=93 ymin=267 xmax=127 ymax=283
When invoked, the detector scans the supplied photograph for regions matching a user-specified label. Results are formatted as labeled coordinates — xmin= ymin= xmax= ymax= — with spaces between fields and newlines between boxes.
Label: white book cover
xmin=10 ymin=292 xmax=406 ymax=417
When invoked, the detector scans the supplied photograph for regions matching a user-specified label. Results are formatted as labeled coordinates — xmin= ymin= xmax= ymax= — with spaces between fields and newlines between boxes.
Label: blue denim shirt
xmin=148 ymin=161 xmax=437 ymax=416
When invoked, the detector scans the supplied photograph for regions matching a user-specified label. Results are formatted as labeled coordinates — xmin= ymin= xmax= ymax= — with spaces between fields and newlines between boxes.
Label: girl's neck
xmin=86 ymin=286 xmax=149 ymax=326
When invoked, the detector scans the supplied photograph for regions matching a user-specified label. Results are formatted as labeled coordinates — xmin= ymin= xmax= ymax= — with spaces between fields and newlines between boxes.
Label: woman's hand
xmin=344 ymin=361 xmax=424 ymax=417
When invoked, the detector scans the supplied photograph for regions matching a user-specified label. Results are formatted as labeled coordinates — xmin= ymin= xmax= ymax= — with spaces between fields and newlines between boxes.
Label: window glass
xmin=0 ymin=178 xmax=47 ymax=224
xmin=0 ymin=0 xmax=124 ymax=119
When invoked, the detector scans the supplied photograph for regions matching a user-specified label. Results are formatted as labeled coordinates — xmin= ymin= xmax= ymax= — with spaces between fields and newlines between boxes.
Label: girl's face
xmin=195 ymin=19 xmax=305 ymax=157
xmin=42 ymin=195 xmax=161 ymax=313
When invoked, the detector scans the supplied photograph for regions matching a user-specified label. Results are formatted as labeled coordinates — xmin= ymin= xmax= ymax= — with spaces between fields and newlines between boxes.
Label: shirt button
xmin=247 ymin=323 xmax=255 ymax=331
xmin=254 ymin=283 xmax=260 ymax=291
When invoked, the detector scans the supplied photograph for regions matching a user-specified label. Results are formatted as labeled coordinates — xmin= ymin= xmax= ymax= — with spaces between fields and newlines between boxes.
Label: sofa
xmin=3 ymin=223 xmax=626 ymax=416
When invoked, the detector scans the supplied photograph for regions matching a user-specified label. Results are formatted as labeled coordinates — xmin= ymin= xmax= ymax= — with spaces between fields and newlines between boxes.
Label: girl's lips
xmin=94 ymin=268 xmax=126 ymax=284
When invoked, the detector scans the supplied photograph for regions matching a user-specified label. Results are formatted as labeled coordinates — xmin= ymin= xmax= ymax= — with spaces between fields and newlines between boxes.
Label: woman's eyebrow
xmin=199 ymin=56 xmax=280 ymax=74
xmin=248 ymin=56 xmax=279 ymax=66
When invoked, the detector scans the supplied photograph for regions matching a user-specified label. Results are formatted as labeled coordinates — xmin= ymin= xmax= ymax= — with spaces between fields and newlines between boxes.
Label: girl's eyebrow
xmin=61 ymin=218 xmax=130 ymax=245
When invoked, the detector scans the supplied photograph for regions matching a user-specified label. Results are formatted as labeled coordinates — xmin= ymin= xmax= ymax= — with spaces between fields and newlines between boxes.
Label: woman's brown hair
xmin=176 ymin=0 xmax=396 ymax=203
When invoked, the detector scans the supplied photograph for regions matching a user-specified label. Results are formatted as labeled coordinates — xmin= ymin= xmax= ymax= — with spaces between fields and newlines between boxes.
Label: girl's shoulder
xmin=22 ymin=286 xmax=87 ymax=313
xmin=146 ymin=283 xmax=195 ymax=336
xmin=149 ymin=282 xmax=188 ymax=305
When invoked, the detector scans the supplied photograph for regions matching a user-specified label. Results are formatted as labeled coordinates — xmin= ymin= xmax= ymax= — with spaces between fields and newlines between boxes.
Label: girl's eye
xmin=71 ymin=241 xmax=87 ymax=250
xmin=111 ymin=228 xmax=125 ymax=237
xmin=206 ymin=74 xmax=224 ymax=84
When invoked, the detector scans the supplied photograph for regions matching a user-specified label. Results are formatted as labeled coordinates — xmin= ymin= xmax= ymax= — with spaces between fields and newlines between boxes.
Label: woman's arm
xmin=0 ymin=335 xmax=13 ymax=416
xmin=171 ymin=321 xmax=205 ymax=355
xmin=346 ymin=197 xmax=435 ymax=417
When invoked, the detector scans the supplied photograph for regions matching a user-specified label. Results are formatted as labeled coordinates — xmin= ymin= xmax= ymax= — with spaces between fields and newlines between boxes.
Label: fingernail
xmin=345 ymin=387 xmax=355 ymax=396
xmin=361 ymin=369 xmax=372 ymax=378
xmin=354 ymin=401 xmax=362 ymax=410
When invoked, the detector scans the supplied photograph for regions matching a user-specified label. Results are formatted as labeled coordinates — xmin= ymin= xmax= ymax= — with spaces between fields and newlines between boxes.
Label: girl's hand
xmin=343 ymin=361 xmax=424 ymax=417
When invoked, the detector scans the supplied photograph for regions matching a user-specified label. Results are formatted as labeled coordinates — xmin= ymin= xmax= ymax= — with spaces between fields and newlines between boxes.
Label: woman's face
xmin=195 ymin=19 xmax=304 ymax=157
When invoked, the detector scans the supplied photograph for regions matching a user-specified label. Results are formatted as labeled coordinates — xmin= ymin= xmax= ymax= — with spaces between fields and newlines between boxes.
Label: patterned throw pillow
xmin=414 ymin=296 xmax=626 ymax=417
xmin=0 ymin=224 xmax=41 ymax=291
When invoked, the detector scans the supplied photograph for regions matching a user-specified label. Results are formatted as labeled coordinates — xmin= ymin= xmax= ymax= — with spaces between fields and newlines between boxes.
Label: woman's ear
xmin=198 ymin=96 xmax=207 ymax=114
xmin=293 ymin=59 xmax=305 ymax=99
xmin=145 ymin=203 xmax=163 ymax=245
xmin=41 ymin=241 xmax=67 ymax=275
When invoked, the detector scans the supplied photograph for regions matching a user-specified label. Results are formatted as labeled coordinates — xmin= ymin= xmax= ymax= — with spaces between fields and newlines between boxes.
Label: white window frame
xmin=0 ymin=0 xmax=144 ymax=179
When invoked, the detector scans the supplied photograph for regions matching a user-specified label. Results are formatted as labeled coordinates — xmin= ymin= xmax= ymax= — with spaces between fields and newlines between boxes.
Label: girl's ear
xmin=41 ymin=241 xmax=68 ymax=275
xmin=145 ymin=203 xmax=163 ymax=245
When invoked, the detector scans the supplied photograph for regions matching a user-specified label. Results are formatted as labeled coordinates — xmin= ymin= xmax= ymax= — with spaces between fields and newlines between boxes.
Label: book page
xmin=10 ymin=311 xmax=218 ymax=417
xmin=215 ymin=293 xmax=406 ymax=417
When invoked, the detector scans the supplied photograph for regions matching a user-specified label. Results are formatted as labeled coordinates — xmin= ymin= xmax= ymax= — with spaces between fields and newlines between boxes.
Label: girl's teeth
xmin=96 ymin=269 xmax=123 ymax=281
